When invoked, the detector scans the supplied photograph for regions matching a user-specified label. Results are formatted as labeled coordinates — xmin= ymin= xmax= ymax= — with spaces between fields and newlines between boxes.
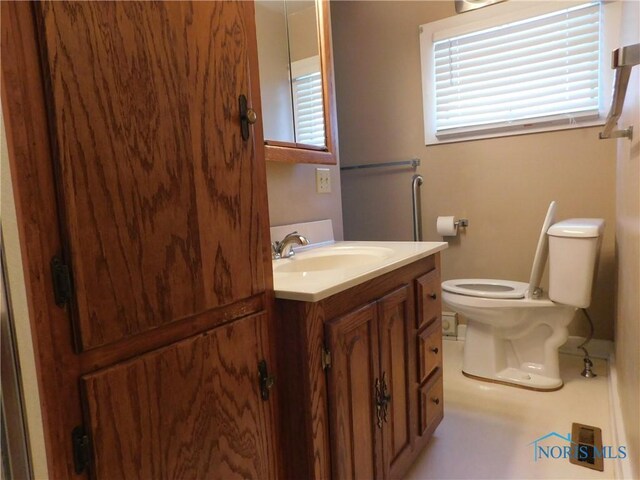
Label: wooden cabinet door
xmin=35 ymin=1 xmax=268 ymax=351
xmin=377 ymin=286 xmax=415 ymax=478
xmin=326 ymin=302 xmax=383 ymax=480
xmin=81 ymin=313 xmax=277 ymax=479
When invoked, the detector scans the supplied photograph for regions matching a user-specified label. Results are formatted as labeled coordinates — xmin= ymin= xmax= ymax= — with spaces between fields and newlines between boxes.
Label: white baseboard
xmin=608 ymin=353 xmax=634 ymax=480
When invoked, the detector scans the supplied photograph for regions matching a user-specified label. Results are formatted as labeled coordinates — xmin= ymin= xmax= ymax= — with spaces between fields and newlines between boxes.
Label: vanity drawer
xmin=418 ymin=370 xmax=444 ymax=437
xmin=417 ymin=318 xmax=442 ymax=384
xmin=416 ymin=268 xmax=441 ymax=329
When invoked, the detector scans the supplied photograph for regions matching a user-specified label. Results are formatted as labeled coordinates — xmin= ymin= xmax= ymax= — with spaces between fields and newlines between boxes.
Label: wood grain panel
xmin=377 ymin=286 xmax=414 ymax=478
xmin=82 ymin=313 xmax=277 ymax=479
xmin=326 ymin=302 xmax=381 ymax=480
xmin=273 ymin=300 xmax=331 ymax=480
xmin=35 ymin=1 xmax=267 ymax=350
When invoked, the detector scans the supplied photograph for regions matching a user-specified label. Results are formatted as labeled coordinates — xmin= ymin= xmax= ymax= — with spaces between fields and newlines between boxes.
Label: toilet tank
xmin=547 ymin=219 xmax=605 ymax=308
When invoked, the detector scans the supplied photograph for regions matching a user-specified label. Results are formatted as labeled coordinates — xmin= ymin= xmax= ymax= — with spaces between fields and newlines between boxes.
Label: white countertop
xmin=273 ymin=241 xmax=448 ymax=302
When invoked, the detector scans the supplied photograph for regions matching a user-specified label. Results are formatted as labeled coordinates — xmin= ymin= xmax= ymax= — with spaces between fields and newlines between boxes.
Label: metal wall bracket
xmin=599 ymin=43 xmax=639 ymax=141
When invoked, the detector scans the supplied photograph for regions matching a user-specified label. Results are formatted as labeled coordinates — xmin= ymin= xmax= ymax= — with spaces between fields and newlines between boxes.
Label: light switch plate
xmin=316 ymin=168 xmax=331 ymax=193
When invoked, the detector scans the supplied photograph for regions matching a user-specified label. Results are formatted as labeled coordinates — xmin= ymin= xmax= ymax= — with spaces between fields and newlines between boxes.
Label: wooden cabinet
xmin=275 ymin=253 xmax=443 ymax=479
xmin=2 ymin=1 xmax=277 ymax=478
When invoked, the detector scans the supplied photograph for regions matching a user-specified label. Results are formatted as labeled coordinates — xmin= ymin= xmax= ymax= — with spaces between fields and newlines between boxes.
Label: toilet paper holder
xmin=455 ymin=219 xmax=469 ymax=228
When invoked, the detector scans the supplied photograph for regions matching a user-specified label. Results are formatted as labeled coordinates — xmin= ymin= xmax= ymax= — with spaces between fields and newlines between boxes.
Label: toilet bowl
xmin=442 ymin=202 xmax=605 ymax=391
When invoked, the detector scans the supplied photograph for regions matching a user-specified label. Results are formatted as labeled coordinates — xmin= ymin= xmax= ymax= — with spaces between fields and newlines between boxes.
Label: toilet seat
xmin=441 ymin=279 xmax=528 ymax=299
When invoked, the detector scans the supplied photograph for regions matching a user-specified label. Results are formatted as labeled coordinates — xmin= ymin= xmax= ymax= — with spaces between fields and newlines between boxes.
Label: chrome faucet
xmin=272 ymin=231 xmax=309 ymax=259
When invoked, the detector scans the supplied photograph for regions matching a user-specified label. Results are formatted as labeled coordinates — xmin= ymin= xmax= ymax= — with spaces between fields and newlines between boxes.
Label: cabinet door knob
xmin=430 ymin=346 xmax=439 ymax=354
xmin=239 ymin=94 xmax=257 ymax=141
xmin=431 ymin=397 xmax=440 ymax=405
xmin=246 ymin=108 xmax=258 ymax=125
xmin=429 ymin=292 xmax=437 ymax=300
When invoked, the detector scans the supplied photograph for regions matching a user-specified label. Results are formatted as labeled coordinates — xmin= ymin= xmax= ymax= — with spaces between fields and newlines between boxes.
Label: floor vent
xmin=570 ymin=423 xmax=604 ymax=471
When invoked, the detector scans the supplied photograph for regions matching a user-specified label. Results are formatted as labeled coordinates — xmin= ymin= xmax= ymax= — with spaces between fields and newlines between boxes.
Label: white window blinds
xmin=291 ymin=55 xmax=325 ymax=147
xmin=433 ymin=2 xmax=600 ymax=139
xmin=293 ymin=71 xmax=325 ymax=146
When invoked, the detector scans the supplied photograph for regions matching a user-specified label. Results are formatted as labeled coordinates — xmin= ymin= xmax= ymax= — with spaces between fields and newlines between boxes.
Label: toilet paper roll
xmin=437 ymin=216 xmax=458 ymax=236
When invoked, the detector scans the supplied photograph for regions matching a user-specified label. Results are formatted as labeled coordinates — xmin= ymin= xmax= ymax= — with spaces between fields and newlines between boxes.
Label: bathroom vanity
xmin=273 ymin=242 xmax=446 ymax=479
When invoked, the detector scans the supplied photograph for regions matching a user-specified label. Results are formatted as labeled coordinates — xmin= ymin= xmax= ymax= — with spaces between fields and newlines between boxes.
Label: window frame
xmin=419 ymin=0 xmax=622 ymax=145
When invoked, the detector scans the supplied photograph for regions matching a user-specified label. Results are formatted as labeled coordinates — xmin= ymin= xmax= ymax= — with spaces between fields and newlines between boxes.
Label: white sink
xmin=274 ymin=246 xmax=394 ymax=273
xmin=273 ymin=241 xmax=448 ymax=302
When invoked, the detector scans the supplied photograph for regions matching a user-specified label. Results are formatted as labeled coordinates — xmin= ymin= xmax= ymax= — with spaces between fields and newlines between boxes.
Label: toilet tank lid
xmin=547 ymin=219 xmax=605 ymax=238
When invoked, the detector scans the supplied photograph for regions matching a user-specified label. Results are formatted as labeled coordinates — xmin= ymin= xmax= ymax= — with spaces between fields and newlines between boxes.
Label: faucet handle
xmin=271 ymin=241 xmax=282 ymax=259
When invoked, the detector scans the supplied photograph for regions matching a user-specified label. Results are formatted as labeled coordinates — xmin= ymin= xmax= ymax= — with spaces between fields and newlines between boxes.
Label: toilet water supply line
xmin=578 ymin=308 xmax=597 ymax=378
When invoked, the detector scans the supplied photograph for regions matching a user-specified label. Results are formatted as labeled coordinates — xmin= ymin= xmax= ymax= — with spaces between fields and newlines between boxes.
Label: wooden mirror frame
xmin=264 ymin=0 xmax=338 ymax=165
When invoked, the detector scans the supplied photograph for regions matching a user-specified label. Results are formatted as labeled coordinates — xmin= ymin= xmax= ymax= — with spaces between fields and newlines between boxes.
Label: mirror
xmin=255 ymin=0 xmax=337 ymax=164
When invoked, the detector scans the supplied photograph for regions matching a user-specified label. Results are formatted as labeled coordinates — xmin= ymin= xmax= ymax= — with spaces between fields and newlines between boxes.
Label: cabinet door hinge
xmin=258 ymin=360 xmax=275 ymax=401
xmin=72 ymin=426 xmax=91 ymax=475
xmin=51 ymin=255 xmax=73 ymax=307
xmin=322 ymin=347 xmax=332 ymax=370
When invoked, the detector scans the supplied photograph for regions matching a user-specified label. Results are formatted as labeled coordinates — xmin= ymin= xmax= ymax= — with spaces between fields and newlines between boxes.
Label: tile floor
xmin=404 ymin=339 xmax=623 ymax=479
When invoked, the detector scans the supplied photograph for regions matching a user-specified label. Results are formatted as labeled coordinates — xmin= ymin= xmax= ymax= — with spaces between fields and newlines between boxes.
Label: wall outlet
xmin=316 ymin=168 xmax=331 ymax=193
xmin=442 ymin=311 xmax=458 ymax=337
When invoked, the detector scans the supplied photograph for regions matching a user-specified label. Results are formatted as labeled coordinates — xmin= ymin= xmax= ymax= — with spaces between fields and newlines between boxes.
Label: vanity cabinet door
xmin=326 ymin=302 xmax=383 ymax=480
xmin=377 ymin=286 xmax=415 ymax=478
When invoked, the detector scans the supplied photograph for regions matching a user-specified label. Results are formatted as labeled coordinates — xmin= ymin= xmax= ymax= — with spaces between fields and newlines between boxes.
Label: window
xmin=291 ymin=55 xmax=325 ymax=147
xmin=420 ymin=1 xmax=621 ymax=144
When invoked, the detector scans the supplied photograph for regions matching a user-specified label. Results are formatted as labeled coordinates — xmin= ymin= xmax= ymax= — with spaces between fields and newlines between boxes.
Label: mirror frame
xmin=263 ymin=0 xmax=338 ymax=165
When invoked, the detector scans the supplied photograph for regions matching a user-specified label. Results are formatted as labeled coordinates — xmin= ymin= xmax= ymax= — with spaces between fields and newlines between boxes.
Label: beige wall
xmin=266 ymin=161 xmax=344 ymax=240
xmin=332 ymin=0 xmax=617 ymax=340
xmin=615 ymin=1 xmax=640 ymax=475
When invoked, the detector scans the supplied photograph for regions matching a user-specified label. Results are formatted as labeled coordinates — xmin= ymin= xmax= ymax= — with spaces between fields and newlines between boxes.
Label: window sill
xmin=426 ymin=119 xmax=606 ymax=146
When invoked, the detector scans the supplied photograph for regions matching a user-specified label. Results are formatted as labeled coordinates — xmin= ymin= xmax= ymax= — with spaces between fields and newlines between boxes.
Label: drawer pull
xmin=429 ymin=293 xmax=437 ymax=300
xmin=431 ymin=397 xmax=440 ymax=405
xmin=430 ymin=346 xmax=439 ymax=354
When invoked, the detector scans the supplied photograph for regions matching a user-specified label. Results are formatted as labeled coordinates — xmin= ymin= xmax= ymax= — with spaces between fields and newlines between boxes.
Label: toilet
xmin=442 ymin=202 xmax=605 ymax=391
